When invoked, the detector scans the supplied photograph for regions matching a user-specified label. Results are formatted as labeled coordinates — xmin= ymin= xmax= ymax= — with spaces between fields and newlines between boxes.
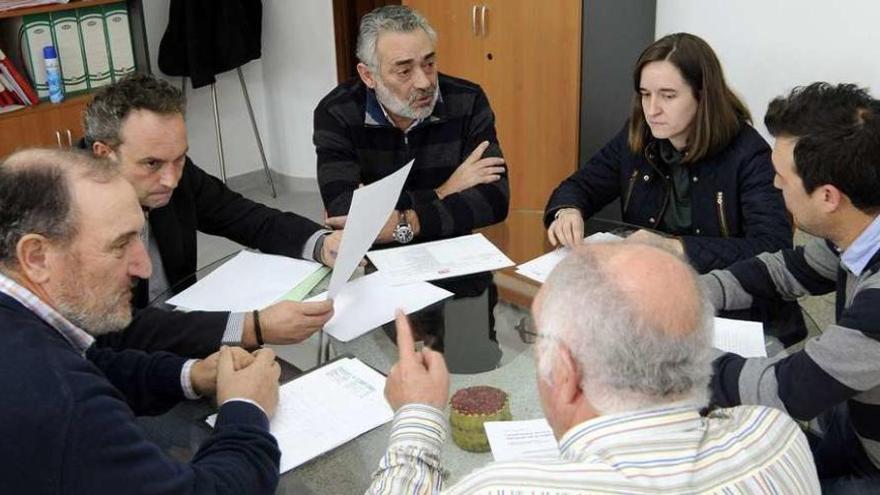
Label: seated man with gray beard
xmin=315 ymin=5 xmax=509 ymax=244
xmin=0 ymin=149 xmax=282 ymax=495
xmin=369 ymin=242 xmax=820 ymax=493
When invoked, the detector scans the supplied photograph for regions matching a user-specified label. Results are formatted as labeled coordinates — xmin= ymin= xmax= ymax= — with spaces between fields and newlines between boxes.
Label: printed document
xmin=367 ymin=233 xmax=514 ymax=285
xmin=207 ymin=356 xmax=393 ymax=473
xmin=484 ymin=418 xmax=561 ymax=462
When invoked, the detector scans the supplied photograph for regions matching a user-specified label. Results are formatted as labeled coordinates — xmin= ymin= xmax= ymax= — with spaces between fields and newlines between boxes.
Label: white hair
xmin=536 ymin=245 xmax=714 ymax=414
xmin=356 ymin=5 xmax=437 ymax=70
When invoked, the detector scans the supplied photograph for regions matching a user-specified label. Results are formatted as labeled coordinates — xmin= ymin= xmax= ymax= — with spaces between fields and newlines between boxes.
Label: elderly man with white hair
xmin=367 ymin=242 xmax=819 ymax=494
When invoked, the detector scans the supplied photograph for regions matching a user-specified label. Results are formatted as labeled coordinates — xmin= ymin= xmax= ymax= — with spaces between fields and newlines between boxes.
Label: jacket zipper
xmin=623 ymin=169 xmax=639 ymax=214
xmin=716 ymin=191 xmax=730 ymax=238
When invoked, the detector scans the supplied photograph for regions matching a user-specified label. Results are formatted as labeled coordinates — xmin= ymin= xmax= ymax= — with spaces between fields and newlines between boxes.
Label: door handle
xmin=55 ymin=130 xmax=62 ymax=148
xmin=472 ymin=5 xmax=478 ymax=37
xmin=66 ymin=129 xmax=73 ymax=147
xmin=480 ymin=5 xmax=488 ymax=37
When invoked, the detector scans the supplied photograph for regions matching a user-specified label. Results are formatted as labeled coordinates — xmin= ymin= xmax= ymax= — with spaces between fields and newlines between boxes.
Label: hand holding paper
xmin=247 ymin=299 xmax=334 ymax=347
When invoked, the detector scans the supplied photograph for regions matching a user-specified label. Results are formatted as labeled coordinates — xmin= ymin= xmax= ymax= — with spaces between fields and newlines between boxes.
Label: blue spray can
xmin=43 ymin=45 xmax=64 ymax=104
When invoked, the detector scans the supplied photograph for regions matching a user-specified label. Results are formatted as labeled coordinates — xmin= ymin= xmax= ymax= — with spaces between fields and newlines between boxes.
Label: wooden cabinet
xmin=405 ymin=0 xmax=581 ymax=210
xmin=0 ymin=93 xmax=91 ymax=156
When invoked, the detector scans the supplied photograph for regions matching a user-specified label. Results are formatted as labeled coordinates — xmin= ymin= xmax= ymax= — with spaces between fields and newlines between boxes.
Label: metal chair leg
xmin=316 ymin=330 xmax=324 ymax=366
xmin=316 ymin=330 xmax=333 ymax=366
xmin=237 ymin=67 xmax=276 ymax=198
xmin=210 ymin=83 xmax=227 ymax=183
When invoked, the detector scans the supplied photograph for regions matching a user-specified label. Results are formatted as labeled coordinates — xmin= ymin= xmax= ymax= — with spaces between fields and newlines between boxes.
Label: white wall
xmin=260 ymin=0 xmax=338 ymax=180
xmin=656 ymin=0 xmax=880 ymax=140
xmin=141 ymin=0 xmax=337 ymax=181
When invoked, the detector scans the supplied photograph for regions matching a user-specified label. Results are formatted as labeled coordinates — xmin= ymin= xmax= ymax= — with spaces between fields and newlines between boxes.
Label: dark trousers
xmin=808 ymin=403 xmax=880 ymax=494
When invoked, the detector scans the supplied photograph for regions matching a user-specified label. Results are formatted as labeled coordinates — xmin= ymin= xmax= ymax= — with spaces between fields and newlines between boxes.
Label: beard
xmin=55 ymin=267 xmax=134 ymax=337
xmin=374 ymin=77 xmax=439 ymax=121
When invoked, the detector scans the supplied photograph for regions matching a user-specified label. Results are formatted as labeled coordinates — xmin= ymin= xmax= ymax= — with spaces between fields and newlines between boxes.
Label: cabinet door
xmin=404 ymin=0 xmax=487 ymax=84
xmin=481 ymin=0 xmax=581 ymax=210
xmin=43 ymin=98 xmax=89 ymax=148
xmin=0 ymin=96 xmax=90 ymax=158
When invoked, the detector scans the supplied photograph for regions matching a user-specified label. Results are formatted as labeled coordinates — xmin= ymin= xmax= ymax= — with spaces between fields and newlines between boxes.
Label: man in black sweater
xmin=0 ymin=148 xmax=281 ymax=494
xmin=315 ymin=6 xmax=509 ymax=244
xmin=84 ymin=74 xmax=339 ymax=358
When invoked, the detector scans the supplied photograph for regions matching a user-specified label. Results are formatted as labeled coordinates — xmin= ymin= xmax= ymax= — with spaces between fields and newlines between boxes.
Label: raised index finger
xmin=394 ymin=309 xmax=417 ymax=363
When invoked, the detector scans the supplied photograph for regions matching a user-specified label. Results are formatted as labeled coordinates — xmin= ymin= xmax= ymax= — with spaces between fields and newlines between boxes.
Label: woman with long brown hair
xmin=545 ymin=33 xmax=792 ymax=273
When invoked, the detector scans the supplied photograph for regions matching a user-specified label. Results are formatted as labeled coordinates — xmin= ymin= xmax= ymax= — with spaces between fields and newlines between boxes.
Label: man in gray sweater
xmin=704 ymin=82 xmax=880 ymax=492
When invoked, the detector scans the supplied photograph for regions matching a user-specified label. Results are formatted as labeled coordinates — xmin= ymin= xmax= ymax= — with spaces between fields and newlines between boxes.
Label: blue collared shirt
xmin=841 ymin=213 xmax=880 ymax=276
xmin=0 ymin=271 xmax=95 ymax=355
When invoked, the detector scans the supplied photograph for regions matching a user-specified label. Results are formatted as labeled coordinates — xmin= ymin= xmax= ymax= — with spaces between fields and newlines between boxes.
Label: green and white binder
xmin=103 ymin=3 xmax=134 ymax=81
xmin=17 ymin=13 xmax=54 ymax=99
xmin=77 ymin=6 xmax=112 ymax=89
xmin=50 ymin=8 xmax=89 ymax=94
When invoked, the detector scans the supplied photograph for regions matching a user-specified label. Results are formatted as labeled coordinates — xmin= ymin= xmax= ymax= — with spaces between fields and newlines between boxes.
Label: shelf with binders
xmin=0 ymin=0 xmax=147 ymax=158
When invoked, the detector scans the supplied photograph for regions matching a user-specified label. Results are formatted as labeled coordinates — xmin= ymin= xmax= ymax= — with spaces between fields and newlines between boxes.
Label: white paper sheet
xmin=712 ymin=317 xmax=767 ymax=357
xmin=515 ymin=232 xmax=622 ymax=284
xmin=484 ymin=418 xmax=561 ymax=462
xmin=207 ymin=356 xmax=393 ymax=473
xmin=165 ymin=251 xmax=322 ymax=311
xmin=307 ymin=272 xmax=453 ymax=342
xmin=328 ymin=161 xmax=413 ymax=298
xmin=366 ymin=233 xmax=514 ymax=285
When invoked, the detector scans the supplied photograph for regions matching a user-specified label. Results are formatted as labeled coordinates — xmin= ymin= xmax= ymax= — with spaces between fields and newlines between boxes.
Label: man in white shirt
xmin=369 ymin=241 xmax=820 ymax=494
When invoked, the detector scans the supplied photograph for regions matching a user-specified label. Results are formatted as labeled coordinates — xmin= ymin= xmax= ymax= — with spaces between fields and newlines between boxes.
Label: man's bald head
xmin=534 ymin=241 xmax=713 ymax=414
xmin=592 ymin=242 xmax=704 ymax=338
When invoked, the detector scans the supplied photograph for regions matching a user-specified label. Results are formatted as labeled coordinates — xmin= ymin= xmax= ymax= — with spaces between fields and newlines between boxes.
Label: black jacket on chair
xmin=95 ymin=157 xmax=324 ymax=358
xmin=158 ymin=0 xmax=262 ymax=88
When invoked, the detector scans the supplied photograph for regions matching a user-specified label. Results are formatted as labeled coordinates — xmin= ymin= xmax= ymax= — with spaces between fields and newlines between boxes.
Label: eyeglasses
xmin=515 ymin=315 xmax=567 ymax=346
xmin=514 ymin=315 xmax=536 ymax=344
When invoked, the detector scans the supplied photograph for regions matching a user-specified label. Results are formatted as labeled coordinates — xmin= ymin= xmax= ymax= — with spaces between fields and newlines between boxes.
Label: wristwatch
xmin=392 ymin=210 xmax=415 ymax=244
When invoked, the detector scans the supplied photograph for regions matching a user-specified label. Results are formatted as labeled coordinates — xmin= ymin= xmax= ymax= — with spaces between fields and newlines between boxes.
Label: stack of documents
xmin=165 ymin=251 xmax=324 ymax=311
xmin=207 ymin=356 xmax=393 ymax=473
xmin=367 ymin=233 xmax=514 ymax=285
xmin=515 ymin=232 xmax=622 ymax=284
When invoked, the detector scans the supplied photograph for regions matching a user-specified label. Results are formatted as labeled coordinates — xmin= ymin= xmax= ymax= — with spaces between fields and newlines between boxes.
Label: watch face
xmin=393 ymin=224 xmax=414 ymax=244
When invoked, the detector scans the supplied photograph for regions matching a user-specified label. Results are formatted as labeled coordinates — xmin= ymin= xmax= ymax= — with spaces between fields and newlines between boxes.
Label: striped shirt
xmin=706 ymin=214 xmax=880 ymax=469
xmin=0 ymin=271 xmax=199 ymax=399
xmin=314 ymin=73 xmax=509 ymax=241
xmin=368 ymin=403 xmax=819 ymax=494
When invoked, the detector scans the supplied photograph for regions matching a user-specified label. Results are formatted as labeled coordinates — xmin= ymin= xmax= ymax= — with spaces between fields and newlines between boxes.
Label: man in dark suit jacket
xmin=84 ymin=74 xmax=341 ymax=358
xmin=0 ymin=148 xmax=282 ymax=494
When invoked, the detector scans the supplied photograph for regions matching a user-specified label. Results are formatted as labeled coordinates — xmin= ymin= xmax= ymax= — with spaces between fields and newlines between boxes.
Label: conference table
xmin=142 ymin=212 xmax=815 ymax=494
